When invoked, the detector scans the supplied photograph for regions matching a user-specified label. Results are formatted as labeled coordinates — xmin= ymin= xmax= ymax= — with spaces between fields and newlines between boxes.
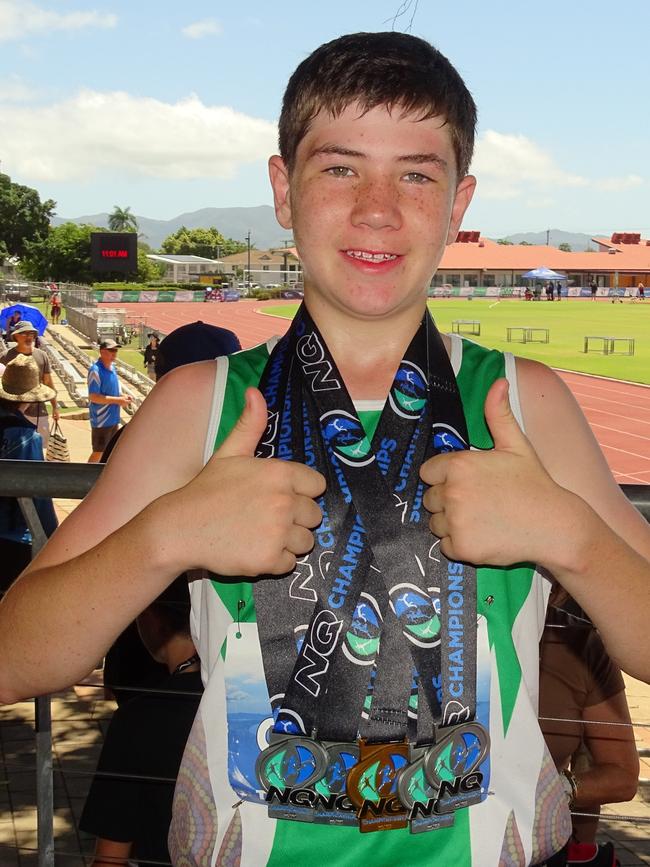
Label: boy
xmin=1 ymin=32 xmax=649 ymax=867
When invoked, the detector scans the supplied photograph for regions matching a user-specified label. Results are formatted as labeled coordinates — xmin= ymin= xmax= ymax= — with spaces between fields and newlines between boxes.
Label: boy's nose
xmin=350 ymin=179 xmax=402 ymax=231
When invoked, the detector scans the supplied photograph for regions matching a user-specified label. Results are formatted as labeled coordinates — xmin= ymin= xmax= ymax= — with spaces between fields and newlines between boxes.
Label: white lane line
xmin=586 ymin=421 xmax=650 ymax=442
xmin=583 ymin=408 xmax=650 ymax=429
xmin=599 ymin=442 xmax=650 ymax=461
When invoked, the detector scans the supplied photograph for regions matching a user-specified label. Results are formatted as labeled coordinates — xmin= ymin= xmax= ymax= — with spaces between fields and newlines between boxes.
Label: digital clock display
xmin=91 ymin=232 xmax=137 ymax=273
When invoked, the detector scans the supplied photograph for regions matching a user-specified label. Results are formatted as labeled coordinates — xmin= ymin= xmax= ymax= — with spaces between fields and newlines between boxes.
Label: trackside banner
xmin=92 ymin=290 xmax=206 ymax=302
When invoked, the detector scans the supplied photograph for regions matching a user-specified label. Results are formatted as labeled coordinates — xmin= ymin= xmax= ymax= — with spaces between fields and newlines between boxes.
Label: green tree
xmin=108 ymin=205 xmax=138 ymax=233
xmin=21 ymin=222 xmax=100 ymax=283
xmin=497 ymin=238 xmax=513 ymax=245
xmin=0 ymin=172 xmax=56 ymax=262
xmin=161 ymin=226 xmax=247 ymax=258
xmin=137 ymin=247 xmax=165 ymax=282
xmin=558 ymin=242 xmax=572 ymax=252
xmin=22 ymin=222 xmax=163 ymax=284
xmin=518 ymin=240 xmax=532 ymax=246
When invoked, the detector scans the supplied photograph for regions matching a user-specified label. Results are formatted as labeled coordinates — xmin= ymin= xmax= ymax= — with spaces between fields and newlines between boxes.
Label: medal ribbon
xmin=246 ymin=304 xmax=477 ymax=745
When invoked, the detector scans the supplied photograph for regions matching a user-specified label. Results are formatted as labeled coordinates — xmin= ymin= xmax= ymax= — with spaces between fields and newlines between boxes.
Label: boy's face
xmin=269 ymin=103 xmax=475 ymax=324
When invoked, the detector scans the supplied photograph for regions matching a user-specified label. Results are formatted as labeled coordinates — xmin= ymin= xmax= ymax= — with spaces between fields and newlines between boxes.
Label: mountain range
xmin=52 ymin=207 xmax=601 ymax=253
xmin=51 ymin=205 xmax=293 ymax=251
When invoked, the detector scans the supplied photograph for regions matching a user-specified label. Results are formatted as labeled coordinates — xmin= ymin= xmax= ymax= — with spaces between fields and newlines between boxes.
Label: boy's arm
xmin=0 ymin=364 xmax=323 ymax=704
xmin=421 ymin=359 xmax=650 ymax=682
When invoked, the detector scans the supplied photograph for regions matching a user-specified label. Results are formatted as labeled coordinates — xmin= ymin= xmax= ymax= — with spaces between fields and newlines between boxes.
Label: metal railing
xmin=1 ymin=459 xmax=649 ymax=865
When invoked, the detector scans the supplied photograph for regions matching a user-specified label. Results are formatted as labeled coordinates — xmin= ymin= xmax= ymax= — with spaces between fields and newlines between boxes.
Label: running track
xmin=111 ymin=300 xmax=650 ymax=485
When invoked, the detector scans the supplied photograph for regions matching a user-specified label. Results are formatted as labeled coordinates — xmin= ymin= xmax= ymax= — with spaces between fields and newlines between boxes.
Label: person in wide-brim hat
xmin=0 ymin=354 xmax=56 ymax=403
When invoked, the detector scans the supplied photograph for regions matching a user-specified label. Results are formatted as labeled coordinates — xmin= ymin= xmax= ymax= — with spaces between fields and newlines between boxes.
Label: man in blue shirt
xmin=87 ymin=339 xmax=131 ymax=462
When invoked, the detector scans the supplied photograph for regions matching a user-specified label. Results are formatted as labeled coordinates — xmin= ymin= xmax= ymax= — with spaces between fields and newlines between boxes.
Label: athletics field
xmin=263 ymin=299 xmax=650 ymax=385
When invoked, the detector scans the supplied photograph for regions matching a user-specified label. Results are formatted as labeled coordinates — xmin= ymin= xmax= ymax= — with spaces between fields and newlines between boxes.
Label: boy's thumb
xmin=217 ymin=387 xmax=269 ymax=458
xmin=484 ymin=378 xmax=525 ymax=452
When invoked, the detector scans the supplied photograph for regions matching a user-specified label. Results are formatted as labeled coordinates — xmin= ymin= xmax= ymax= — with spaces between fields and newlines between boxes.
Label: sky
xmin=0 ymin=0 xmax=648 ymax=238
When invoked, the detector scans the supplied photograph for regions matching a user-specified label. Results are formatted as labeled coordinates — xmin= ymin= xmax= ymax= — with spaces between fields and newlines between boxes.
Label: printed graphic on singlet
xmin=388 ymin=361 xmax=427 ymax=420
xmin=224 ymin=623 xmax=272 ymax=803
xmin=320 ymin=410 xmax=374 ymax=467
xmin=431 ymin=423 xmax=467 ymax=453
xmin=342 ymin=592 xmax=382 ymax=665
xmin=389 ymin=583 xmax=441 ymax=648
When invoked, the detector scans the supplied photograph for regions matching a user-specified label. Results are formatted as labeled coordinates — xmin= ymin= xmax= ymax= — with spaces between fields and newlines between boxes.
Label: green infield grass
xmin=261 ymin=299 xmax=650 ymax=384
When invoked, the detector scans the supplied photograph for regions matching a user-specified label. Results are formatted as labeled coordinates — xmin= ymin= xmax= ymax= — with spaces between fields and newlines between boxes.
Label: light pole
xmin=246 ymin=230 xmax=251 ymax=288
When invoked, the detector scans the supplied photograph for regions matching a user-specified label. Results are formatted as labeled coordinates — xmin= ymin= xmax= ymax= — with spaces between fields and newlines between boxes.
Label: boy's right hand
xmin=165 ymin=387 xmax=325 ymax=577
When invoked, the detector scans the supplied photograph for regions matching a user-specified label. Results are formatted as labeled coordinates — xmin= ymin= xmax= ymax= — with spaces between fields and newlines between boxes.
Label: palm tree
xmin=108 ymin=205 xmax=138 ymax=233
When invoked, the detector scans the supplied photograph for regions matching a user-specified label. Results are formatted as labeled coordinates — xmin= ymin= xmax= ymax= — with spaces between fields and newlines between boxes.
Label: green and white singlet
xmin=169 ymin=334 xmax=571 ymax=867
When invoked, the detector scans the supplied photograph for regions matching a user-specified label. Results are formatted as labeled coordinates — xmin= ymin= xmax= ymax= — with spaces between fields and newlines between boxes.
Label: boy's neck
xmin=304 ymin=297 xmax=433 ymax=400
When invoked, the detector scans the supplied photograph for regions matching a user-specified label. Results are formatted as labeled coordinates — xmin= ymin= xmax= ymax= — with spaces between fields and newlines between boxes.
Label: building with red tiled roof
xmin=240 ymin=234 xmax=649 ymax=295
xmin=433 ymin=232 xmax=650 ymax=293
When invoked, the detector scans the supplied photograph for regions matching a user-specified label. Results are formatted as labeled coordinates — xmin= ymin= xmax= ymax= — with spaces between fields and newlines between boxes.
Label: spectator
xmin=0 ymin=321 xmax=59 ymax=447
xmin=143 ymin=333 xmax=160 ymax=381
xmin=80 ymin=575 xmax=203 ymax=867
xmin=590 ymin=280 xmax=598 ymax=301
xmin=154 ymin=320 xmax=241 ymax=379
xmin=556 ymin=280 xmax=562 ymax=300
xmin=4 ymin=310 xmax=22 ymax=338
xmin=87 ymin=339 xmax=131 ymax=463
xmin=50 ymin=288 xmax=62 ymax=324
xmin=539 ymin=589 xmax=639 ymax=843
xmin=0 ymin=355 xmax=58 ymax=592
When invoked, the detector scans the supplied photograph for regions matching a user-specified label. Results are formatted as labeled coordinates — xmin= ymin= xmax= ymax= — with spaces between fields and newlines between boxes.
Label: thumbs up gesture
xmin=172 ymin=387 xmax=325 ymax=577
xmin=420 ymin=378 xmax=561 ymax=566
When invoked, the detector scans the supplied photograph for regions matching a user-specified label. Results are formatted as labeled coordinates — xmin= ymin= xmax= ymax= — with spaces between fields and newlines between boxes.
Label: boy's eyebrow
xmin=397 ymin=152 xmax=449 ymax=169
xmin=308 ymin=144 xmax=366 ymax=160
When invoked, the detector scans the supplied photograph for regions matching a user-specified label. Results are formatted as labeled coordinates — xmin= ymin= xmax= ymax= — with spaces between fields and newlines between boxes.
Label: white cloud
xmin=593 ymin=174 xmax=644 ymax=192
xmin=472 ymin=130 xmax=587 ymax=198
xmin=0 ymin=74 xmax=37 ymax=102
xmin=472 ymin=130 xmax=645 ymax=202
xmin=0 ymin=89 xmax=277 ymax=182
xmin=0 ymin=0 xmax=116 ymax=41
xmin=181 ymin=18 xmax=222 ymax=39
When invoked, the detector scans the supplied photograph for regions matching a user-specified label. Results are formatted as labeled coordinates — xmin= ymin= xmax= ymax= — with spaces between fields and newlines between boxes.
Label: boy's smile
xmin=269 ymin=103 xmax=475 ymax=327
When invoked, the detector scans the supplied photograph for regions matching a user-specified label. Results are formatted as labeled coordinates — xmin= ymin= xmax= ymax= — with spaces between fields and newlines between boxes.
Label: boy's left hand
xmin=420 ymin=378 xmax=567 ymax=566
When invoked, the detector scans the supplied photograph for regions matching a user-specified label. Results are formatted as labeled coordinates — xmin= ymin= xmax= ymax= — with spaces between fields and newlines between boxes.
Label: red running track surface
xmin=110 ymin=300 xmax=650 ymax=485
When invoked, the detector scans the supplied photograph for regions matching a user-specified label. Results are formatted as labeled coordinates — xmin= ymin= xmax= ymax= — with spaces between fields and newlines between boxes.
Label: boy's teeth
xmin=346 ymin=250 xmax=397 ymax=262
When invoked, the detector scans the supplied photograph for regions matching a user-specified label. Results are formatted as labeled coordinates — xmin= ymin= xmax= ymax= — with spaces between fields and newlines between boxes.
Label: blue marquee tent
xmin=522 ymin=267 xmax=567 ymax=281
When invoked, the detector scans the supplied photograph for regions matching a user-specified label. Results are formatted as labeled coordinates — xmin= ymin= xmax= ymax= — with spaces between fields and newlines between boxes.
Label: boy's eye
xmin=325 ymin=166 xmax=354 ymax=178
xmin=403 ymin=171 xmax=432 ymax=184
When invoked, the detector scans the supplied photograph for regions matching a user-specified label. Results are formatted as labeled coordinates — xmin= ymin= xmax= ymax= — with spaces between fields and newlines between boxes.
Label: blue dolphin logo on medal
xmin=342 ymin=592 xmax=382 ymax=665
xmin=320 ymin=410 xmax=374 ymax=467
xmin=389 ymin=361 xmax=427 ymax=420
xmin=389 ymin=583 xmax=440 ymax=648
xmin=432 ymin=423 xmax=467 ymax=453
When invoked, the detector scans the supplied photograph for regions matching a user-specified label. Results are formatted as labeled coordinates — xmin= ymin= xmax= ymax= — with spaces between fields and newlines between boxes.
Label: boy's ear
xmin=268 ymin=155 xmax=293 ymax=229
xmin=446 ymin=174 xmax=477 ymax=245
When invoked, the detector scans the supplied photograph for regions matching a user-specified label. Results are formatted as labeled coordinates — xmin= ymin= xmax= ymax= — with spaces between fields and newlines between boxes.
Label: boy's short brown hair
xmin=279 ymin=31 xmax=477 ymax=179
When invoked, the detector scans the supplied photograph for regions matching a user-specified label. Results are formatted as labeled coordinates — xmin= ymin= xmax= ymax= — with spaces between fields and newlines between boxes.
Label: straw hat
xmin=0 ymin=354 xmax=56 ymax=402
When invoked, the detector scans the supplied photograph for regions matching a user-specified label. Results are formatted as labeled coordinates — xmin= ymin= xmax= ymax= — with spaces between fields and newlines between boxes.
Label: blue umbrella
xmin=522 ymin=267 xmax=567 ymax=280
xmin=0 ymin=303 xmax=49 ymax=336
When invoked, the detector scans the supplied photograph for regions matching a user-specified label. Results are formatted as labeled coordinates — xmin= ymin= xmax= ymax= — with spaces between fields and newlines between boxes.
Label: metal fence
xmin=1 ymin=460 xmax=649 ymax=865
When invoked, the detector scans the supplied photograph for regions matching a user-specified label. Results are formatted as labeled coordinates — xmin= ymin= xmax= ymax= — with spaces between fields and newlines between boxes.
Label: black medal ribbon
xmin=242 ymin=304 xmax=478 ymax=752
